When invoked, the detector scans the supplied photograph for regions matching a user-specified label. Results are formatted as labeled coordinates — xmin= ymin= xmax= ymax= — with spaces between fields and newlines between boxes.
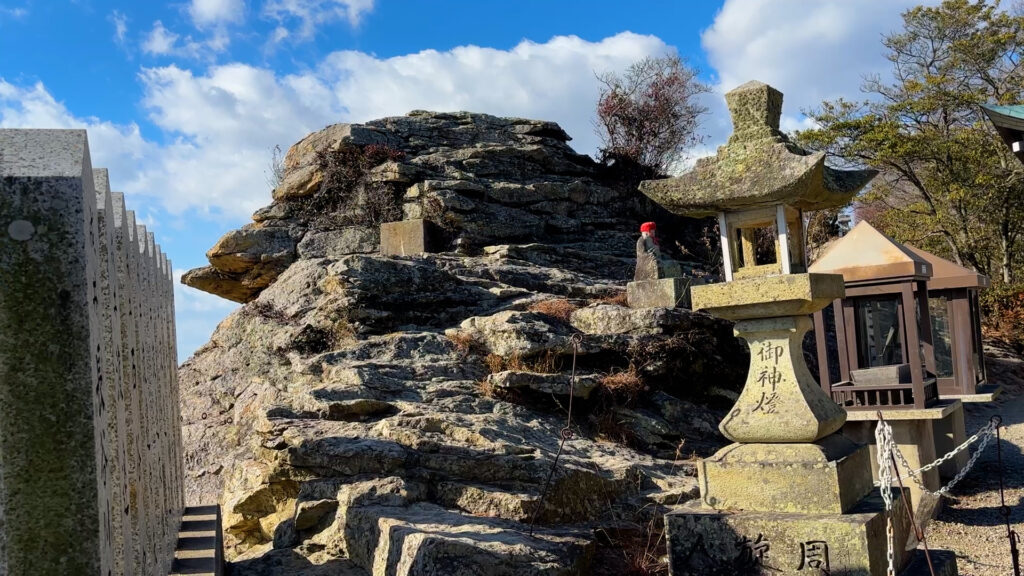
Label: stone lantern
xmin=638 ymin=81 xmax=953 ymax=575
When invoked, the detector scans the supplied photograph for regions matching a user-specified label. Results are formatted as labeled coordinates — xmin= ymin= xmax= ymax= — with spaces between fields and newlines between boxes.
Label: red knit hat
xmin=640 ymin=222 xmax=657 ymax=233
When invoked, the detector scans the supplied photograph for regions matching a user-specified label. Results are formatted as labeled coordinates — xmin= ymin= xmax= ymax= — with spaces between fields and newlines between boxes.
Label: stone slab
xmin=943 ymin=382 xmax=1002 ymax=403
xmin=627 ymin=277 xmax=691 ymax=309
xmin=844 ymin=399 xmax=962 ymax=421
xmin=691 ymin=272 xmax=845 ymax=321
xmin=698 ymin=436 xmax=874 ymax=515
xmin=667 ymin=491 xmax=912 ymax=576
xmin=380 ymin=218 xmax=434 ymax=256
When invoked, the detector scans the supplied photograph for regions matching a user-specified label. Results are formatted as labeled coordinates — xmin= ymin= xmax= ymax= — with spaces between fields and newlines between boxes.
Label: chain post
xmin=994 ymin=416 xmax=1022 ymax=576
xmin=527 ymin=333 xmax=582 ymax=537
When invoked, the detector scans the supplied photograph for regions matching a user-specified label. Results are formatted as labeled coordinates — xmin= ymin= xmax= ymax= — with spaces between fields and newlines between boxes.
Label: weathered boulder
xmin=485 ymin=370 xmax=600 ymax=398
xmin=451 ymin=310 xmax=574 ymax=358
xmin=297 ymin=227 xmax=377 ymax=259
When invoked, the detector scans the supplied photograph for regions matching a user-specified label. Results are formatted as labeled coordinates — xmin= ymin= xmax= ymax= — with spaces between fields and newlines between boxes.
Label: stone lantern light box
xmin=903 ymin=243 xmax=995 ymax=400
xmin=809 ymin=221 xmax=939 ymax=411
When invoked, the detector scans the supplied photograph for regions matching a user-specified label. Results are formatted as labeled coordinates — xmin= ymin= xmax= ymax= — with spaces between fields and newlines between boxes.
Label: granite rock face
xmin=179 ymin=112 xmax=749 ymax=575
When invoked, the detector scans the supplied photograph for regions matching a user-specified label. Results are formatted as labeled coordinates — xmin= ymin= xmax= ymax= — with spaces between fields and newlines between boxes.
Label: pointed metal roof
xmin=903 ymin=244 xmax=989 ymax=290
xmin=982 ymin=105 xmax=1024 ymax=163
xmin=808 ymin=221 xmax=931 ymax=285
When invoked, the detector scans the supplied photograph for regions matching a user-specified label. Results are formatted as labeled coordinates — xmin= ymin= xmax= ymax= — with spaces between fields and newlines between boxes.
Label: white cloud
xmin=0 ymin=31 xmax=670 ymax=219
xmin=142 ymin=20 xmax=228 ymax=59
xmin=143 ymin=21 xmax=179 ymax=55
xmin=0 ymin=80 xmax=154 ymax=185
xmin=701 ymin=0 xmax=941 ymax=143
xmin=190 ymin=0 xmax=244 ymax=27
xmin=263 ymin=0 xmax=374 ymax=42
xmin=110 ymin=10 xmax=128 ymax=45
xmin=2 ymin=31 xmax=670 ymax=222
xmin=0 ymin=5 xmax=27 ymax=21
xmin=120 ymin=32 xmax=668 ymax=220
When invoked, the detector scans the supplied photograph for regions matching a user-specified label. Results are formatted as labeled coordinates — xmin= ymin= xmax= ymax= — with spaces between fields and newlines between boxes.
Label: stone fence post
xmin=0 ymin=129 xmax=184 ymax=576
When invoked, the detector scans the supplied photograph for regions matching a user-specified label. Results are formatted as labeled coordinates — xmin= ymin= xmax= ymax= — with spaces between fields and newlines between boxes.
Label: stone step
xmin=169 ymin=505 xmax=223 ymax=576
xmin=344 ymin=502 xmax=594 ymax=576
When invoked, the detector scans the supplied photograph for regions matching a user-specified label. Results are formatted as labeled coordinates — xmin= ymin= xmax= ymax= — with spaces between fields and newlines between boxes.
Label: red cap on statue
xmin=640 ymin=222 xmax=656 ymax=233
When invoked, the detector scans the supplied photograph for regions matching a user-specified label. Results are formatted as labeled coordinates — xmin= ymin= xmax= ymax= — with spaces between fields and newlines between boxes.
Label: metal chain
xmin=877 ymin=413 xmax=938 ymax=576
xmin=875 ymin=419 xmax=897 ymax=576
xmin=876 ymin=416 xmax=999 ymax=497
xmin=877 ymin=413 xmax=1006 ymax=576
xmin=528 ymin=333 xmax=582 ymax=537
xmin=907 ymin=418 xmax=998 ymax=475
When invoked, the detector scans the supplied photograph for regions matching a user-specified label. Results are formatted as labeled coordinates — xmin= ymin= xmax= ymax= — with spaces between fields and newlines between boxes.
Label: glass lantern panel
xmin=822 ymin=302 xmax=842 ymax=384
xmin=854 ymin=295 xmax=904 ymax=367
xmin=969 ymin=291 xmax=985 ymax=383
xmin=929 ymin=295 xmax=954 ymax=378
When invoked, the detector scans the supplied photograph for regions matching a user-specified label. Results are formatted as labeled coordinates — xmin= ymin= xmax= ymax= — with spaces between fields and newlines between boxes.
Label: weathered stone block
xmin=932 ymin=403 xmax=969 ymax=481
xmin=667 ymin=491 xmax=912 ymax=576
xmin=380 ymin=218 xmax=435 ymax=256
xmin=698 ymin=436 xmax=874 ymax=515
xmin=627 ymin=277 xmax=690 ymax=309
xmin=690 ymin=272 xmax=844 ymax=321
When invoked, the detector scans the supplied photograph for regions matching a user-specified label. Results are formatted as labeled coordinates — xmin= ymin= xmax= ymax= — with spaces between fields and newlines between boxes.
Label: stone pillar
xmin=842 ymin=401 xmax=964 ymax=519
xmin=112 ymin=193 xmax=147 ymax=576
xmin=93 ymin=171 xmax=133 ymax=576
xmin=0 ymin=129 xmax=103 ymax=575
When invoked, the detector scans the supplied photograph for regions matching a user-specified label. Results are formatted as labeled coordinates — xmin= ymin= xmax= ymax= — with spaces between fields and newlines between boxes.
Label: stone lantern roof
xmin=639 ymin=81 xmax=877 ymax=216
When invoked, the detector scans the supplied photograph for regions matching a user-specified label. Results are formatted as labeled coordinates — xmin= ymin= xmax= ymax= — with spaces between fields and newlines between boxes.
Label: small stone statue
xmin=634 ymin=221 xmax=679 ymax=281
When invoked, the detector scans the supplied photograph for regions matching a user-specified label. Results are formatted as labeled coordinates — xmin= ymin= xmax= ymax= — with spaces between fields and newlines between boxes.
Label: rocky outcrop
xmin=179 ymin=111 xmax=746 ymax=575
xmin=182 ymin=111 xmax=693 ymax=304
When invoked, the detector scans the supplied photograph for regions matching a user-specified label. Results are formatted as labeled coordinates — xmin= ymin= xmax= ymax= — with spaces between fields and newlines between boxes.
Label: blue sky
xmin=0 ymin=0 xmax=936 ymax=360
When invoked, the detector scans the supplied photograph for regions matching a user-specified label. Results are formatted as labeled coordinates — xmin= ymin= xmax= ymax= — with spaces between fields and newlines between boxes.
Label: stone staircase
xmin=169 ymin=506 xmax=224 ymax=576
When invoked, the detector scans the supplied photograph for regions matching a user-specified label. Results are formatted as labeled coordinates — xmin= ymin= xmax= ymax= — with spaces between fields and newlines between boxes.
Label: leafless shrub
xmin=595 ymin=54 xmax=710 ymax=175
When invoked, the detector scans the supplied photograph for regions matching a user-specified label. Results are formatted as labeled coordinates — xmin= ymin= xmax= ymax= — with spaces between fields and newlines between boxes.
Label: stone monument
xmin=640 ymin=81 xmax=953 ymax=575
xmin=627 ymin=221 xmax=689 ymax=308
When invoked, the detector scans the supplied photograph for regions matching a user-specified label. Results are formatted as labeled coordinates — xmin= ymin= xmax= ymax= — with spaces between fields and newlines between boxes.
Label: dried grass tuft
xmin=597 ymin=291 xmax=628 ymax=307
xmin=528 ymin=299 xmax=579 ymax=322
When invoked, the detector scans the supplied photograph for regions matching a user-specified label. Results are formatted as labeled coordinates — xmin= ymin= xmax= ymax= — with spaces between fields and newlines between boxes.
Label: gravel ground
xmin=928 ymin=342 xmax=1024 ymax=576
